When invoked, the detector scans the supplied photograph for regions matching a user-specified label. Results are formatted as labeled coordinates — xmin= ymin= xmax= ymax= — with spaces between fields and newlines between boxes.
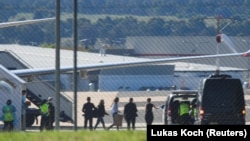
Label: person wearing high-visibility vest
xmin=179 ymin=101 xmax=191 ymax=125
xmin=47 ymin=97 xmax=55 ymax=130
xmin=2 ymin=99 xmax=16 ymax=131
xmin=39 ymin=99 xmax=49 ymax=131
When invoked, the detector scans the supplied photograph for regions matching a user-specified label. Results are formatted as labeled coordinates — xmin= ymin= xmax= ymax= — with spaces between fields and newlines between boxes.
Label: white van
xmin=162 ymin=90 xmax=199 ymax=125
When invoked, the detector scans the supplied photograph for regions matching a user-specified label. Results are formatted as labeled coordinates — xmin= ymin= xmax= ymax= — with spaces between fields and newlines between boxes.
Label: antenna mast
xmin=215 ymin=15 xmax=221 ymax=75
xmin=208 ymin=15 xmax=233 ymax=75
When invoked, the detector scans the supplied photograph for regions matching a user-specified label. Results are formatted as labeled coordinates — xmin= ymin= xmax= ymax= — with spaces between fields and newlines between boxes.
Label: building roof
xmin=126 ymin=36 xmax=250 ymax=55
xmin=126 ymin=36 xmax=250 ymax=69
xmin=0 ymin=44 xmax=147 ymax=69
xmin=0 ymin=44 xmax=243 ymax=72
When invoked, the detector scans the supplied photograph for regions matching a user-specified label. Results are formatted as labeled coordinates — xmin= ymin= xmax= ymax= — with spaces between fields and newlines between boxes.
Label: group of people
xmin=82 ymin=96 xmax=159 ymax=131
xmin=178 ymin=99 xmax=198 ymax=125
xmin=170 ymin=98 xmax=198 ymax=125
xmin=1 ymin=91 xmax=159 ymax=131
xmin=1 ymin=89 xmax=56 ymax=132
xmin=82 ymin=97 xmax=111 ymax=130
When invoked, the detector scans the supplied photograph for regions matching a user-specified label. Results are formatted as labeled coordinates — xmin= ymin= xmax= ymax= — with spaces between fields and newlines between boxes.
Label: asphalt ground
xmin=25 ymin=90 xmax=250 ymax=131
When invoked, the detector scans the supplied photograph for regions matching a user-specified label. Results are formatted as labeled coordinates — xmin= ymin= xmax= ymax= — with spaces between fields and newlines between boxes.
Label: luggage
xmin=114 ymin=114 xmax=123 ymax=126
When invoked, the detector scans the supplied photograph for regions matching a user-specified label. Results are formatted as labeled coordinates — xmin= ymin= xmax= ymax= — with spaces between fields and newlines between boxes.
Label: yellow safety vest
xmin=179 ymin=103 xmax=190 ymax=116
xmin=40 ymin=103 xmax=49 ymax=116
xmin=3 ymin=106 xmax=14 ymax=121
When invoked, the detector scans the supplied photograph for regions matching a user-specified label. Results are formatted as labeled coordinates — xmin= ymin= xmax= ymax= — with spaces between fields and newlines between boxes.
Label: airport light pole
xmin=206 ymin=15 xmax=233 ymax=74
xmin=73 ymin=0 xmax=78 ymax=131
xmin=55 ymin=0 xmax=61 ymax=130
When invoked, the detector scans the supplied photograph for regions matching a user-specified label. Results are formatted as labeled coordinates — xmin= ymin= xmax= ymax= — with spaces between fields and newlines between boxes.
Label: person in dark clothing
xmin=124 ymin=97 xmax=138 ymax=130
xmin=94 ymin=99 xmax=109 ymax=130
xmin=145 ymin=98 xmax=158 ymax=125
xmin=47 ymin=97 xmax=55 ymax=130
xmin=21 ymin=90 xmax=27 ymax=130
xmin=82 ymin=97 xmax=95 ymax=130
xmin=39 ymin=99 xmax=49 ymax=131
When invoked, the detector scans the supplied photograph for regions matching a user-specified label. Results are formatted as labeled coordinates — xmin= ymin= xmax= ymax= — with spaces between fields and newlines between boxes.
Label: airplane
xmin=0 ymin=17 xmax=250 ymax=130
xmin=9 ymin=50 xmax=250 ymax=77
xmin=1 ymin=16 xmax=246 ymax=78
xmin=1 ymin=44 xmax=248 ymax=130
xmin=0 ymin=18 xmax=55 ymax=29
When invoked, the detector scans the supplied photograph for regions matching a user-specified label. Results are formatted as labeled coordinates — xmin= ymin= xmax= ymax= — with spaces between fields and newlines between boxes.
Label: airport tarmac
xmin=26 ymin=90 xmax=250 ymax=131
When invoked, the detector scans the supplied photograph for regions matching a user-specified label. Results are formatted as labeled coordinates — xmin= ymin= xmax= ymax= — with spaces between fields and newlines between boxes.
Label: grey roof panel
xmin=0 ymin=44 xmax=243 ymax=72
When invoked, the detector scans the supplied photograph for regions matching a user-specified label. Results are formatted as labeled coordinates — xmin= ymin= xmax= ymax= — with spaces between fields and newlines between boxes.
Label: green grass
xmin=0 ymin=130 xmax=146 ymax=141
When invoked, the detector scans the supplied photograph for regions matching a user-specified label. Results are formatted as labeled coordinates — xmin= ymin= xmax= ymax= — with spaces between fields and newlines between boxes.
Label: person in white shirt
xmin=107 ymin=97 xmax=120 ymax=130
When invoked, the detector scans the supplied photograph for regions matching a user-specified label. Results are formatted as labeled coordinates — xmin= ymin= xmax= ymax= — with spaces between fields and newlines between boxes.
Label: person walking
xmin=47 ymin=97 xmax=55 ymax=130
xmin=94 ymin=99 xmax=109 ymax=130
xmin=2 ymin=99 xmax=16 ymax=131
xmin=124 ymin=97 xmax=138 ymax=130
xmin=82 ymin=96 xmax=95 ymax=130
xmin=39 ymin=99 xmax=49 ymax=131
xmin=107 ymin=97 xmax=120 ymax=130
xmin=144 ymin=98 xmax=158 ymax=125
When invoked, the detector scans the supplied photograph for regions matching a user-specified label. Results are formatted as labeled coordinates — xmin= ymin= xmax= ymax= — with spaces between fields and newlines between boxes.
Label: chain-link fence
xmin=0 ymin=1 xmax=250 ymax=131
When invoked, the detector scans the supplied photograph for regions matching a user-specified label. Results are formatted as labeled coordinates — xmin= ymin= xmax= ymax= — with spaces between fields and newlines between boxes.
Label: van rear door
xmin=201 ymin=78 xmax=246 ymax=125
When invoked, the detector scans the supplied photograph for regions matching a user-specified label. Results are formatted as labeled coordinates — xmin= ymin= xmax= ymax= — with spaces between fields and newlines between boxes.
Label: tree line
xmin=0 ymin=0 xmax=250 ymax=47
xmin=1 ymin=0 xmax=250 ymax=17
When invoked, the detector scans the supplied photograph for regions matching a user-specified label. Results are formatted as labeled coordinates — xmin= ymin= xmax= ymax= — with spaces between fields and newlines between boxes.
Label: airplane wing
xmin=1 ymin=17 xmax=247 ymax=78
xmin=0 ymin=18 xmax=55 ymax=29
xmin=11 ymin=50 xmax=250 ymax=77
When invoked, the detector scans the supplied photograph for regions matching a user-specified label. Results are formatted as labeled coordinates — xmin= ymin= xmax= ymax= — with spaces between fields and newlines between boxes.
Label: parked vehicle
xmin=162 ymin=90 xmax=199 ymax=125
xmin=199 ymin=74 xmax=246 ymax=125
